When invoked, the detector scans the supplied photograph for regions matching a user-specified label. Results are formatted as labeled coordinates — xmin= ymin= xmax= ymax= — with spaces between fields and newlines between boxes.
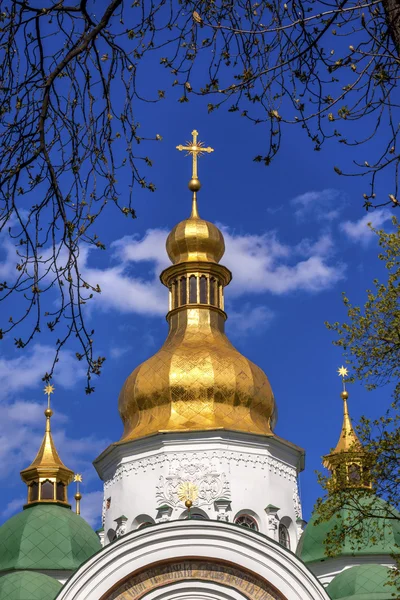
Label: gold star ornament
xmin=338 ymin=366 xmax=348 ymax=378
xmin=44 ymin=383 xmax=55 ymax=396
xmin=74 ymin=474 xmax=82 ymax=483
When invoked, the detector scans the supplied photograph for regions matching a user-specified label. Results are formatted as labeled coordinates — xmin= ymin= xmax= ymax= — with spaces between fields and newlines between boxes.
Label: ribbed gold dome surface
xmin=166 ymin=207 xmax=225 ymax=265
xmin=118 ymin=130 xmax=277 ymax=442
xmin=119 ymin=308 xmax=276 ymax=441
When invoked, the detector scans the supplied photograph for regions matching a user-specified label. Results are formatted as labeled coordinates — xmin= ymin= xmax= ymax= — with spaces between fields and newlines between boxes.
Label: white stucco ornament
xmin=156 ymin=453 xmax=230 ymax=507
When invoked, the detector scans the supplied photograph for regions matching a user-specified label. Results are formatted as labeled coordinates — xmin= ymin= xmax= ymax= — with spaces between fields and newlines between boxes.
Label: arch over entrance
xmin=56 ymin=520 xmax=330 ymax=600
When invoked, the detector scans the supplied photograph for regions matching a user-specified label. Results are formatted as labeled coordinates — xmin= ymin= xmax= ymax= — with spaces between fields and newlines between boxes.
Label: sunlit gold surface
xmin=166 ymin=198 xmax=225 ymax=265
xmin=20 ymin=403 xmax=74 ymax=503
xmin=119 ymin=307 xmax=276 ymax=441
xmin=178 ymin=482 xmax=199 ymax=504
xmin=118 ymin=130 xmax=277 ymax=442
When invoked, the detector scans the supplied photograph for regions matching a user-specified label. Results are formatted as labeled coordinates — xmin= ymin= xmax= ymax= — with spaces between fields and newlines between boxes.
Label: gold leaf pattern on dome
xmin=117 ymin=131 xmax=277 ymax=443
xmin=119 ymin=308 xmax=276 ymax=441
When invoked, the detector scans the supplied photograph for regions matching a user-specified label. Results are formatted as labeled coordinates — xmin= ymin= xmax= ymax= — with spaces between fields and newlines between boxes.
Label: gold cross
xmin=176 ymin=130 xmax=214 ymax=180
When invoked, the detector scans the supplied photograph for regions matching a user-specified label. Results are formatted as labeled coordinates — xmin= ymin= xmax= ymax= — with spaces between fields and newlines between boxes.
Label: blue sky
xmin=0 ymin=65 xmax=395 ymax=529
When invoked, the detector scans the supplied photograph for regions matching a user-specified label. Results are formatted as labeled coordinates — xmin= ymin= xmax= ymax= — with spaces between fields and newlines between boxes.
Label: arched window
xmin=279 ymin=523 xmax=290 ymax=549
xmin=174 ymin=281 xmax=179 ymax=308
xmin=56 ymin=482 xmax=65 ymax=502
xmin=41 ymin=480 xmax=54 ymax=500
xmin=107 ymin=528 xmax=116 ymax=543
xmin=29 ymin=482 xmax=39 ymax=502
xmin=190 ymin=513 xmax=208 ymax=520
xmin=180 ymin=277 xmax=187 ymax=306
xmin=235 ymin=514 xmax=258 ymax=531
xmin=348 ymin=463 xmax=361 ymax=484
xmin=210 ymin=278 xmax=217 ymax=306
xmin=189 ymin=275 xmax=197 ymax=303
xmin=200 ymin=276 xmax=207 ymax=303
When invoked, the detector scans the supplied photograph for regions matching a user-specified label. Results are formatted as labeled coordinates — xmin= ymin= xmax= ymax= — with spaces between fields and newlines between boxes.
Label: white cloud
xmin=291 ymin=189 xmax=346 ymax=221
xmin=1 ymin=497 xmax=24 ymax=519
xmin=340 ymin=209 xmax=392 ymax=245
xmin=221 ymin=229 xmax=345 ymax=296
xmin=0 ymin=222 xmax=345 ymax=321
xmin=227 ymin=305 xmax=275 ymax=335
xmin=110 ymin=346 xmax=131 ymax=359
xmin=0 ymin=344 xmax=86 ymax=399
xmin=80 ymin=490 xmax=103 ymax=528
xmin=0 ymin=398 xmax=110 ymax=482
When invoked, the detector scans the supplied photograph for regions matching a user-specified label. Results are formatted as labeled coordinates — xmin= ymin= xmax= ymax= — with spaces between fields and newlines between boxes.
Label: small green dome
xmin=0 ymin=570 xmax=62 ymax=600
xmin=326 ymin=564 xmax=397 ymax=600
xmin=0 ymin=504 xmax=101 ymax=573
xmin=297 ymin=495 xmax=400 ymax=564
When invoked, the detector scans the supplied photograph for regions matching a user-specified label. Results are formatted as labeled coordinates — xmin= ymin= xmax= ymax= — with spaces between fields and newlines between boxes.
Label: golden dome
xmin=118 ymin=130 xmax=277 ymax=442
xmin=119 ymin=309 xmax=276 ymax=440
xmin=166 ymin=197 xmax=225 ymax=265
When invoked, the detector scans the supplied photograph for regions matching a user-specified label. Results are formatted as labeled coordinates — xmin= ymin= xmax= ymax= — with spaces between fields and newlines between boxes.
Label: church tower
xmin=94 ymin=131 xmax=304 ymax=547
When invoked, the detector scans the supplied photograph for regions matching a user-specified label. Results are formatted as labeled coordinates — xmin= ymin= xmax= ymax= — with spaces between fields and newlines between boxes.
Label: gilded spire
xmin=332 ymin=366 xmax=361 ymax=453
xmin=323 ymin=367 xmax=371 ymax=489
xmin=20 ymin=385 xmax=74 ymax=506
xmin=176 ymin=129 xmax=214 ymax=218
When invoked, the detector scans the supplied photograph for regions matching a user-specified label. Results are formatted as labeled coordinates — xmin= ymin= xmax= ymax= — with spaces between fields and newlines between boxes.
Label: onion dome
xmin=166 ymin=196 xmax=225 ymax=265
xmin=0 ymin=504 xmax=101 ymax=573
xmin=326 ymin=564 xmax=397 ymax=600
xmin=296 ymin=494 xmax=400 ymax=564
xmin=118 ymin=130 xmax=277 ymax=442
xmin=0 ymin=570 xmax=62 ymax=600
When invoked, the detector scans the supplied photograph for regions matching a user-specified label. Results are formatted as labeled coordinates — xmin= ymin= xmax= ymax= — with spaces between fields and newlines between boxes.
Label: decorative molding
xmin=214 ymin=499 xmax=231 ymax=522
xmin=104 ymin=450 xmax=297 ymax=490
xmin=156 ymin=453 xmax=230 ymax=508
xmin=293 ymin=482 xmax=303 ymax=520
xmin=115 ymin=516 xmax=128 ymax=538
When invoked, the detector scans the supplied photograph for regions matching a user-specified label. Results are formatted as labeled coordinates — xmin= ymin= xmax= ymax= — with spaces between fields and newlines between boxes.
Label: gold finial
xmin=44 ymin=383 xmax=55 ymax=415
xmin=338 ymin=365 xmax=349 ymax=400
xmin=176 ymin=130 xmax=214 ymax=217
xmin=74 ymin=474 xmax=82 ymax=515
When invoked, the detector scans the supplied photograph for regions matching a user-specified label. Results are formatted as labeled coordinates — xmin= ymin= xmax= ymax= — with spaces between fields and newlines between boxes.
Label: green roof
xmin=296 ymin=495 xmax=400 ymax=564
xmin=0 ymin=570 xmax=62 ymax=600
xmin=0 ymin=504 xmax=101 ymax=573
xmin=326 ymin=564 xmax=397 ymax=600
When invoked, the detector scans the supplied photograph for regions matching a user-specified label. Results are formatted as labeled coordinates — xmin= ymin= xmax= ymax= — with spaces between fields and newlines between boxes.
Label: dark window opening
xmin=210 ymin=278 xmax=217 ymax=306
xmin=189 ymin=275 xmax=197 ymax=303
xmin=174 ymin=281 xmax=179 ymax=309
xmin=41 ymin=480 xmax=54 ymax=500
xmin=180 ymin=278 xmax=187 ymax=306
xmin=30 ymin=482 xmax=39 ymax=502
xmin=279 ymin=524 xmax=290 ymax=549
xmin=200 ymin=276 xmax=207 ymax=303
xmin=56 ymin=482 xmax=65 ymax=502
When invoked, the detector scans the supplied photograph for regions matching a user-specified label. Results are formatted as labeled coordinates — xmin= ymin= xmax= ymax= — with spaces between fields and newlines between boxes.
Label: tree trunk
xmin=382 ymin=0 xmax=400 ymax=55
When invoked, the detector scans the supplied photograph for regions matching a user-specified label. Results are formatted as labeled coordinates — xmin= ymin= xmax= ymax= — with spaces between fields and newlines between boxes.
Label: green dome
xmin=0 ymin=570 xmax=62 ymax=600
xmin=326 ymin=564 xmax=397 ymax=600
xmin=0 ymin=504 xmax=101 ymax=573
xmin=297 ymin=495 xmax=400 ymax=564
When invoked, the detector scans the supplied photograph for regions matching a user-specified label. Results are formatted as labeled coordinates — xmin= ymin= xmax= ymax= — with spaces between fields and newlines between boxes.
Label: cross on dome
xmin=176 ymin=129 xmax=214 ymax=180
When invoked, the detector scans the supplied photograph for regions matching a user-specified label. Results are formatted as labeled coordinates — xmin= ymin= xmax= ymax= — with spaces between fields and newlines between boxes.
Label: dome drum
xmin=161 ymin=262 xmax=231 ymax=315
